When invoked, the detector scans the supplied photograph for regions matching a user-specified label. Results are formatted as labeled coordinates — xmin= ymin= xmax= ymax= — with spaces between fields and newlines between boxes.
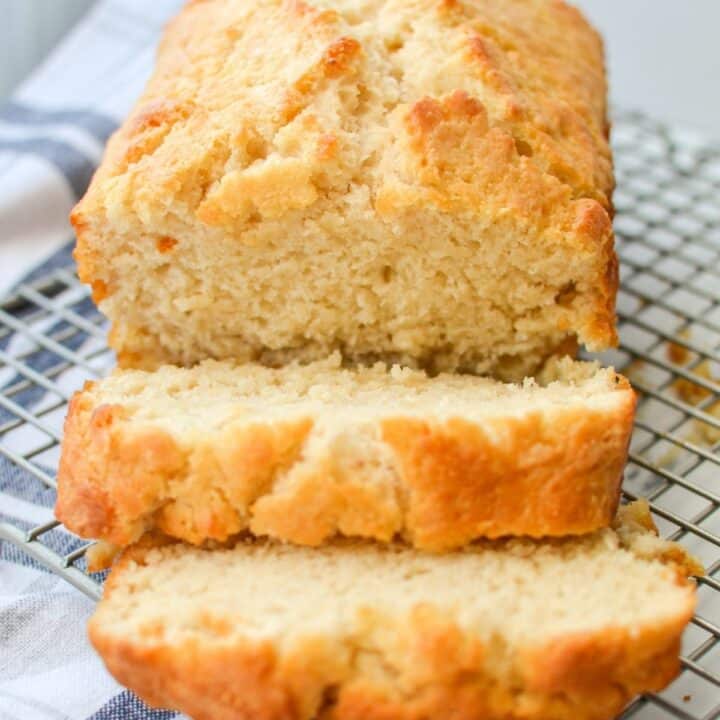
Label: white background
xmin=576 ymin=0 xmax=720 ymax=139
xmin=1 ymin=0 xmax=719 ymax=140
xmin=0 ymin=0 xmax=95 ymax=99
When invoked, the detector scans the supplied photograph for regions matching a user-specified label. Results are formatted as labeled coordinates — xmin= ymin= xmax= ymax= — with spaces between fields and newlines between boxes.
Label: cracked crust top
xmin=76 ymin=0 xmax=612 ymax=222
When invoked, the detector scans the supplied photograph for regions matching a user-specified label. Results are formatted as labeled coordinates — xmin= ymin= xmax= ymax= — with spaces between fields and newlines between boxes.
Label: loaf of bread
xmin=56 ymin=355 xmax=634 ymax=551
xmin=71 ymin=0 xmax=617 ymax=379
xmin=90 ymin=502 xmax=700 ymax=720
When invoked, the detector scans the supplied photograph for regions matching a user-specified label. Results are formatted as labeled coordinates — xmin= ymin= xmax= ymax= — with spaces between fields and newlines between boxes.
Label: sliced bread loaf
xmin=90 ymin=502 xmax=700 ymax=720
xmin=71 ymin=0 xmax=616 ymax=380
xmin=56 ymin=355 xmax=635 ymax=551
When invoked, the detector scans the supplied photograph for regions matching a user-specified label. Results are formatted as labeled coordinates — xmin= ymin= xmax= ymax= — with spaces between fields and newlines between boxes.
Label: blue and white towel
xmin=0 ymin=2 xmax=188 ymax=718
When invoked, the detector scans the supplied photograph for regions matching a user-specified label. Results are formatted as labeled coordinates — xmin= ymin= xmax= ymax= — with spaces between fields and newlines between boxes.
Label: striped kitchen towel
xmin=0 ymin=1 xmax=187 ymax=718
xmin=0 ymin=0 xmax=183 ymax=294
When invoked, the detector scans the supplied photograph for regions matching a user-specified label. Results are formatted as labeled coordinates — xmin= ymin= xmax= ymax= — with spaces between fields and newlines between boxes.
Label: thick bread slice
xmin=56 ymin=356 xmax=635 ymax=551
xmin=89 ymin=502 xmax=701 ymax=720
xmin=72 ymin=0 xmax=616 ymax=381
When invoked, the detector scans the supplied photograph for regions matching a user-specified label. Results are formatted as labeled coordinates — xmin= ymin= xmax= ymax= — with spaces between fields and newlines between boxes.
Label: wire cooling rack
xmin=0 ymin=111 xmax=719 ymax=719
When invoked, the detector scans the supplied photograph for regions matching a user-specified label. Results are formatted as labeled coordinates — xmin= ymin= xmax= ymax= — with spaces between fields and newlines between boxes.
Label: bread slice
xmin=71 ymin=0 xmax=616 ymax=381
xmin=89 ymin=502 xmax=700 ymax=720
xmin=56 ymin=355 xmax=635 ymax=551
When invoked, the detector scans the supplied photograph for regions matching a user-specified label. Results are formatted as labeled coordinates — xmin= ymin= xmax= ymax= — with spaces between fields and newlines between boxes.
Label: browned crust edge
xmin=56 ymin=377 xmax=636 ymax=551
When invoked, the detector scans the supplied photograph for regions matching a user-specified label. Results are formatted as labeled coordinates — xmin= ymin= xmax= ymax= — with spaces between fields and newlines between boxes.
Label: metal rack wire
xmin=0 ymin=111 xmax=719 ymax=719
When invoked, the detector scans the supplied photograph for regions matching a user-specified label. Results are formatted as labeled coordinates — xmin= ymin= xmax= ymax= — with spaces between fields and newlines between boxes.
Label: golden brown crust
xmin=57 ymin=373 xmax=635 ymax=550
xmin=379 ymin=388 xmax=635 ymax=548
xmin=90 ymin=616 xmax=690 ymax=720
xmin=89 ymin=532 xmax=697 ymax=720
xmin=56 ymin=394 xmax=313 ymax=546
xmin=613 ymin=500 xmax=706 ymax=579
xmin=520 ymin=620 xmax=691 ymax=707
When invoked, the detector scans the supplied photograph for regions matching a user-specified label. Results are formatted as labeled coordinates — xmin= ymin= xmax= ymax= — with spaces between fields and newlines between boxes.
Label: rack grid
xmin=0 ymin=112 xmax=719 ymax=719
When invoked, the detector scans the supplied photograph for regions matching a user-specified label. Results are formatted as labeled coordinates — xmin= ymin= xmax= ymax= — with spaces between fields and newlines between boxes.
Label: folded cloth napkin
xmin=0 ymin=2 xmax=189 ymax=718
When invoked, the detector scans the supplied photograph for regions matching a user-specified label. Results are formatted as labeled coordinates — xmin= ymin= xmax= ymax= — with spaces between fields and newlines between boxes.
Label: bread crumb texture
xmin=56 ymin=355 xmax=635 ymax=550
xmin=89 ymin=502 xmax=700 ymax=720
xmin=72 ymin=0 xmax=617 ymax=379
